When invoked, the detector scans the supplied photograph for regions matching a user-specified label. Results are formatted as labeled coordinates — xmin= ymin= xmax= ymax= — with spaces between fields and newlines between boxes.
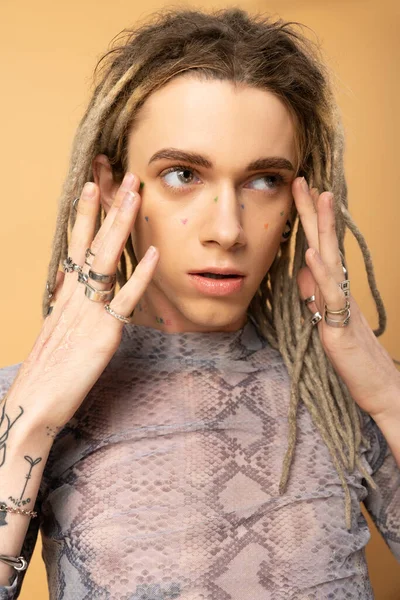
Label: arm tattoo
xmin=0 ymin=455 xmax=43 ymax=527
xmin=45 ymin=425 xmax=62 ymax=439
xmin=0 ymin=394 xmax=24 ymax=468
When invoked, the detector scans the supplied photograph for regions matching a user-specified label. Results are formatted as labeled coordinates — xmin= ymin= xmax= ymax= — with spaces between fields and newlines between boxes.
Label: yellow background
xmin=1 ymin=0 xmax=399 ymax=597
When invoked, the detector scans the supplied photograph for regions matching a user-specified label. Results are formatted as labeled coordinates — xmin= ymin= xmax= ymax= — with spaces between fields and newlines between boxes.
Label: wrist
xmin=370 ymin=374 xmax=400 ymax=425
xmin=2 ymin=394 xmax=56 ymax=454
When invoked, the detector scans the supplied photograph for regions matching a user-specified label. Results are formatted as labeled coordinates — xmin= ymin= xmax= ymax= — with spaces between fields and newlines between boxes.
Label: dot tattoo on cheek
xmin=145 ymin=216 xmax=149 ymax=222
xmin=241 ymin=204 xmax=245 ymax=209
xmin=214 ymin=196 xmax=218 ymax=203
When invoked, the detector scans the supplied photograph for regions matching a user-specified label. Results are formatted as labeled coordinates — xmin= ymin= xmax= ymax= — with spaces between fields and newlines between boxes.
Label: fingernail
xmin=143 ymin=245 xmax=157 ymax=261
xmin=83 ymin=182 xmax=96 ymax=197
xmin=301 ymin=177 xmax=309 ymax=192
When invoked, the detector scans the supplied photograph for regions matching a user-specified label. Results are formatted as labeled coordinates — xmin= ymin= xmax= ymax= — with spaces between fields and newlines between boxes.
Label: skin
xmin=92 ymin=76 xmax=298 ymax=333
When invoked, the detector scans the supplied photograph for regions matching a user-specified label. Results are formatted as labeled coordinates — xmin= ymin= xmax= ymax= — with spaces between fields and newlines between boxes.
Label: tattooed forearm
xmin=8 ymin=495 xmax=32 ymax=507
xmin=0 ymin=455 xmax=42 ymax=527
xmin=0 ymin=394 xmax=24 ymax=468
xmin=20 ymin=456 xmax=42 ymax=499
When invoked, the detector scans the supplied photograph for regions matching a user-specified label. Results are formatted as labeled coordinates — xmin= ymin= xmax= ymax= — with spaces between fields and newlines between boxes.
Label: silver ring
xmin=0 ymin=554 xmax=28 ymax=571
xmin=85 ymin=247 xmax=95 ymax=267
xmin=84 ymin=280 xmax=116 ymax=302
xmin=104 ymin=303 xmax=131 ymax=324
xmin=339 ymin=279 xmax=350 ymax=297
xmin=304 ymin=294 xmax=316 ymax=305
xmin=325 ymin=299 xmax=350 ymax=315
xmin=78 ymin=271 xmax=89 ymax=284
xmin=310 ymin=311 xmax=322 ymax=325
xmin=46 ymin=281 xmax=54 ymax=299
xmin=325 ymin=308 xmax=351 ymax=327
xmin=339 ymin=250 xmax=348 ymax=278
xmin=304 ymin=280 xmax=350 ymax=310
xmin=89 ymin=269 xmax=116 ymax=284
xmin=63 ymin=257 xmax=83 ymax=274
xmin=72 ymin=197 xmax=79 ymax=211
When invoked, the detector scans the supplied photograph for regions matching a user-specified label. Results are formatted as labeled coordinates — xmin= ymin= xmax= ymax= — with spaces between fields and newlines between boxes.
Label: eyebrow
xmin=148 ymin=148 xmax=295 ymax=172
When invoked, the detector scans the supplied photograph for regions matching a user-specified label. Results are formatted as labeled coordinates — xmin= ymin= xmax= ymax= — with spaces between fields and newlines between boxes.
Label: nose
xmin=199 ymin=183 xmax=246 ymax=251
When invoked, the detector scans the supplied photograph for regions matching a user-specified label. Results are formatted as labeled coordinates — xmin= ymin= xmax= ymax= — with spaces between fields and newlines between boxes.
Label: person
xmin=0 ymin=6 xmax=399 ymax=599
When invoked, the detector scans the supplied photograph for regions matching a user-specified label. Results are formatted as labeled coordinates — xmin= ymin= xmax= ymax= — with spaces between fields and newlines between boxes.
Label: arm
xmin=372 ymin=380 xmax=400 ymax=468
xmin=0 ymin=392 xmax=54 ymax=595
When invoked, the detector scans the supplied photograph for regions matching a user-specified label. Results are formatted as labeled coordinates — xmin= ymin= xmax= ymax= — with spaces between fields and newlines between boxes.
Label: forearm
xmin=0 ymin=396 xmax=54 ymax=587
xmin=372 ymin=382 xmax=400 ymax=468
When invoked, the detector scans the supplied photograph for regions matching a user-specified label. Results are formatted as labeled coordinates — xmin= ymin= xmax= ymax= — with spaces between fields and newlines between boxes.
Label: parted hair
xmin=42 ymin=6 xmax=392 ymax=530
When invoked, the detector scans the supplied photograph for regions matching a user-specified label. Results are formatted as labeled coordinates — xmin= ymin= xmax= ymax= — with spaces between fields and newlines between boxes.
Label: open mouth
xmin=195 ymin=273 xmax=242 ymax=279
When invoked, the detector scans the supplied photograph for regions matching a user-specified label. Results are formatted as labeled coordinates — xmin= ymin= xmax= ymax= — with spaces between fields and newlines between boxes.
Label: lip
xmin=187 ymin=273 xmax=245 ymax=296
xmin=189 ymin=267 xmax=246 ymax=276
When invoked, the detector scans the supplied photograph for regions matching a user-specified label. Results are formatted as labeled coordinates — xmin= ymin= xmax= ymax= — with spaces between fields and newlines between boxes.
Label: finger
xmin=292 ymin=177 xmax=320 ymax=252
xmin=317 ymin=192 xmax=345 ymax=285
xmin=87 ymin=190 xmax=141 ymax=294
xmin=68 ymin=182 xmax=100 ymax=273
xmin=305 ymin=248 xmax=348 ymax=314
xmin=89 ymin=172 xmax=140 ymax=256
xmin=106 ymin=245 xmax=160 ymax=322
xmin=60 ymin=182 xmax=101 ymax=302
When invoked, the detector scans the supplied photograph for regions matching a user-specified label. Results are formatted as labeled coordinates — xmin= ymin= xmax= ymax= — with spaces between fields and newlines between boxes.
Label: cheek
xmin=250 ymin=216 xmax=285 ymax=265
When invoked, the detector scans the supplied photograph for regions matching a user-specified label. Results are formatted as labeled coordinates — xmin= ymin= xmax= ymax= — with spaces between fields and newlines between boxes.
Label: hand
xmin=292 ymin=176 xmax=400 ymax=420
xmin=5 ymin=172 xmax=159 ymax=432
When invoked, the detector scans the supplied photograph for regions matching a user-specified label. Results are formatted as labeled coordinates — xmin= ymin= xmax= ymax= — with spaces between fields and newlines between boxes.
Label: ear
xmin=92 ymin=154 xmax=120 ymax=214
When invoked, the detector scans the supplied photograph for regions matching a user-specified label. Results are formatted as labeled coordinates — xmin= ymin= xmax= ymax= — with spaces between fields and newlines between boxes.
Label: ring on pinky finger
xmin=104 ymin=303 xmax=131 ymax=324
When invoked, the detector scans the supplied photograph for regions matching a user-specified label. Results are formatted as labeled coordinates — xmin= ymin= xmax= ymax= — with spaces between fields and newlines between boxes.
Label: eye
xmin=245 ymin=174 xmax=286 ymax=191
xmin=160 ymin=166 xmax=201 ymax=192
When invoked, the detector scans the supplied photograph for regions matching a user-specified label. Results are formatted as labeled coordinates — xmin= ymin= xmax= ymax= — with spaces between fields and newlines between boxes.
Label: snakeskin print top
xmin=0 ymin=316 xmax=399 ymax=599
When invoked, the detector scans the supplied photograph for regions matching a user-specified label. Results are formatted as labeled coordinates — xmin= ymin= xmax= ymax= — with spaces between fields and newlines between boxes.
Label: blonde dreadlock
xmin=41 ymin=7 xmax=398 ymax=531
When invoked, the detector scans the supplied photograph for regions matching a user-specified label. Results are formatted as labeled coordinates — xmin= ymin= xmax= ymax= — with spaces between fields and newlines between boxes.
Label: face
xmin=94 ymin=77 xmax=297 ymax=333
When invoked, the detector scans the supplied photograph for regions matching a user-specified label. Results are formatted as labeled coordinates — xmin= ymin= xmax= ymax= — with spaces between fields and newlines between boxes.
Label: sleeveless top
xmin=0 ymin=317 xmax=399 ymax=599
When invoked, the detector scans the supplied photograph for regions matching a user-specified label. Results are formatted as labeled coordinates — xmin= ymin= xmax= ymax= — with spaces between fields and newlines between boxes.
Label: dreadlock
xmin=41 ymin=6 xmax=397 ymax=531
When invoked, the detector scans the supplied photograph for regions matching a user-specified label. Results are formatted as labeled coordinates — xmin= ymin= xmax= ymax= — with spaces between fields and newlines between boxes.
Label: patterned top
xmin=0 ymin=317 xmax=399 ymax=599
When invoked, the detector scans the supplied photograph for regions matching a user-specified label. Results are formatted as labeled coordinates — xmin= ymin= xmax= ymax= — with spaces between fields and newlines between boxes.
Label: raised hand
xmin=5 ymin=172 xmax=159 ymax=432
xmin=293 ymin=176 xmax=399 ymax=420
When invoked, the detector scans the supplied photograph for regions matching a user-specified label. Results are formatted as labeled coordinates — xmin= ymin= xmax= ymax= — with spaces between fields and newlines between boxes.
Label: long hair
xmin=41 ymin=6 xmax=394 ymax=530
